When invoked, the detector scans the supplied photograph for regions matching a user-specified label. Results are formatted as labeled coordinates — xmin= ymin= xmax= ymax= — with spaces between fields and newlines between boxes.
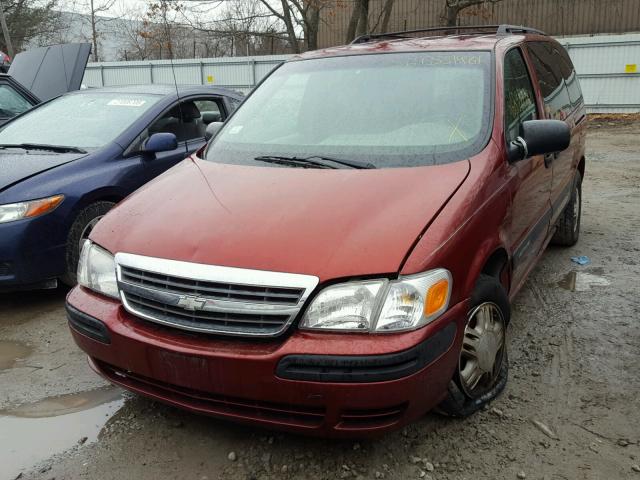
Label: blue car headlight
xmin=0 ymin=195 xmax=64 ymax=224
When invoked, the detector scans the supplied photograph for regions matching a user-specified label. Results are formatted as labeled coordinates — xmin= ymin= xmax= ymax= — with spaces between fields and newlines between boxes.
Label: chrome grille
xmin=115 ymin=253 xmax=319 ymax=337
xmin=126 ymin=292 xmax=290 ymax=333
xmin=120 ymin=266 xmax=303 ymax=305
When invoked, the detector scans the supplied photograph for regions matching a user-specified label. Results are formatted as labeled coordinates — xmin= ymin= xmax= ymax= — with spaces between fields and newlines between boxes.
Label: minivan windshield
xmin=205 ymin=51 xmax=492 ymax=168
xmin=0 ymin=92 xmax=161 ymax=150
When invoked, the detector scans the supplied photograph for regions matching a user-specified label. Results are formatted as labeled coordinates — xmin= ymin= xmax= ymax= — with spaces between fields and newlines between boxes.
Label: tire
xmin=437 ymin=274 xmax=510 ymax=417
xmin=551 ymin=172 xmax=582 ymax=246
xmin=60 ymin=201 xmax=115 ymax=286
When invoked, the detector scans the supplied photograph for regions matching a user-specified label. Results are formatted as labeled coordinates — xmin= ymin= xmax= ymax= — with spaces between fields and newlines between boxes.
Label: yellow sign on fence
xmin=206 ymin=75 xmax=215 ymax=83
xmin=625 ymin=64 xmax=637 ymax=73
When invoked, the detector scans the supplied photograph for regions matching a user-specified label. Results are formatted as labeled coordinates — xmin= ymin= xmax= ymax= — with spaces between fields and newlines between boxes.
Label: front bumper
xmin=67 ymin=286 xmax=468 ymax=437
xmin=0 ymin=216 xmax=66 ymax=289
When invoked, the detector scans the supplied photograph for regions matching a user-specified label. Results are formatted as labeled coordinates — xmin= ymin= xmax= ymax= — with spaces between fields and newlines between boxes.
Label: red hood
xmin=92 ymin=158 xmax=469 ymax=281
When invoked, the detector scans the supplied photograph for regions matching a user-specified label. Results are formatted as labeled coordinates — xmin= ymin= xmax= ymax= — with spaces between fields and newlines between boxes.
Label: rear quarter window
xmin=527 ymin=42 xmax=572 ymax=119
xmin=556 ymin=47 xmax=584 ymax=108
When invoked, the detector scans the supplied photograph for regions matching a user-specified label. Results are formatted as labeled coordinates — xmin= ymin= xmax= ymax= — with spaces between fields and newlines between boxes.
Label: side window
xmin=0 ymin=84 xmax=33 ymax=117
xmin=528 ymin=42 xmax=572 ymax=119
xmin=148 ymin=98 xmax=222 ymax=143
xmin=557 ymin=47 xmax=584 ymax=108
xmin=504 ymin=48 xmax=538 ymax=144
xmin=194 ymin=99 xmax=223 ymax=125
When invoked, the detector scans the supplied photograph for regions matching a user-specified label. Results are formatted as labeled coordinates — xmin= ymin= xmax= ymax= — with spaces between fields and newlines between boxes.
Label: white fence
xmin=557 ymin=33 xmax=640 ymax=113
xmin=82 ymin=55 xmax=291 ymax=95
xmin=83 ymin=33 xmax=640 ymax=113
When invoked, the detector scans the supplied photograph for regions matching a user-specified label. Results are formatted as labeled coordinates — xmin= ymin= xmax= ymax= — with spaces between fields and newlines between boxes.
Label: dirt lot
xmin=1 ymin=122 xmax=639 ymax=480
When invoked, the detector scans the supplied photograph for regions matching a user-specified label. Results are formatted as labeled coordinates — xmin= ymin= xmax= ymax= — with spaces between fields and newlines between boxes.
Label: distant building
xmin=318 ymin=0 xmax=640 ymax=49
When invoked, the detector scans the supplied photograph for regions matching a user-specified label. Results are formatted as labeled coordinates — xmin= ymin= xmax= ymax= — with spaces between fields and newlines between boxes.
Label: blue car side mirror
xmin=143 ymin=133 xmax=178 ymax=154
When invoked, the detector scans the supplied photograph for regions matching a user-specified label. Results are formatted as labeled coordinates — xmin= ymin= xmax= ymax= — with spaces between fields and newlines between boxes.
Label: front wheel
xmin=60 ymin=201 xmax=115 ymax=286
xmin=437 ymin=274 xmax=509 ymax=417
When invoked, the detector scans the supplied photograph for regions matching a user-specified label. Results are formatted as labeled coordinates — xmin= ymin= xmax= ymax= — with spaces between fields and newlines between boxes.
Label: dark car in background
xmin=0 ymin=50 xmax=11 ymax=73
xmin=0 ymin=74 xmax=39 ymax=124
xmin=0 ymin=43 xmax=91 ymax=125
xmin=0 ymin=84 xmax=243 ymax=290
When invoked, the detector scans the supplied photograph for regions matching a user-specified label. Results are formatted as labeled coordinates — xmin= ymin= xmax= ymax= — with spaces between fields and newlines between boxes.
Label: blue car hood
xmin=0 ymin=150 xmax=87 ymax=193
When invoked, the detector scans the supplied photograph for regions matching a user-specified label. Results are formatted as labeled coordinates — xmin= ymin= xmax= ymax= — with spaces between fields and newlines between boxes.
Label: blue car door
xmin=139 ymin=96 xmax=227 ymax=183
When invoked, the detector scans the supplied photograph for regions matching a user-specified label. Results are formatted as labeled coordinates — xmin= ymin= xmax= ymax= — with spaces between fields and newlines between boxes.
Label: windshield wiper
xmin=254 ymin=155 xmax=334 ymax=169
xmin=0 ymin=143 xmax=87 ymax=154
xmin=254 ymin=155 xmax=375 ymax=169
xmin=305 ymin=155 xmax=375 ymax=169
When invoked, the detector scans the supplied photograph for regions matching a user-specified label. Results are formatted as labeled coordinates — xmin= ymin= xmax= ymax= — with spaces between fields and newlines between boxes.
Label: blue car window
xmin=0 ymin=92 xmax=162 ymax=149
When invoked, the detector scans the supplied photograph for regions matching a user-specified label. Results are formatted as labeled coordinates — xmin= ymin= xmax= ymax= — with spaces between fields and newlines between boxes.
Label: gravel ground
xmin=1 ymin=122 xmax=639 ymax=480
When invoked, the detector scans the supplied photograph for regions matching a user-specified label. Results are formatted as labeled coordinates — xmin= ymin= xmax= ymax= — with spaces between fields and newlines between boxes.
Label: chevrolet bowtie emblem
xmin=177 ymin=295 xmax=208 ymax=311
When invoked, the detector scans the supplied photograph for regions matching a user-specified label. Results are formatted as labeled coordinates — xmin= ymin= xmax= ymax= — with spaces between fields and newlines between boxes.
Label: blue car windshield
xmin=0 ymin=92 xmax=161 ymax=149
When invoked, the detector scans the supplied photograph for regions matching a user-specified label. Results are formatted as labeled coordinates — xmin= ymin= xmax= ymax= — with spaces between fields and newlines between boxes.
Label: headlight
xmin=77 ymin=241 xmax=119 ymax=299
xmin=300 ymin=269 xmax=451 ymax=333
xmin=0 ymin=195 xmax=64 ymax=224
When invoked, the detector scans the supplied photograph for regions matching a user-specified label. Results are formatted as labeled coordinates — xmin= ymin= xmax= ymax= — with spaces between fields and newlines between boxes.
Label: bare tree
xmin=346 ymin=0 xmax=397 ymax=43
xmin=258 ymin=0 xmax=299 ymax=53
xmin=116 ymin=0 xmax=307 ymax=61
xmin=443 ymin=0 xmax=503 ymax=27
xmin=258 ymin=0 xmax=331 ymax=53
xmin=345 ymin=0 xmax=365 ymax=43
xmin=0 ymin=0 xmax=61 ymax=53
xmin=114 ymin=5 xmax=156 ymax=60
xmin=172 ymin=0 xmax=290 ymax=57
xmin=0 ymin=0 xmax=14 ymax=57
xmin=377 ymin=0 xmax=396 ymax=33
xmin=87 ymin=0 xmax=116 ymax=61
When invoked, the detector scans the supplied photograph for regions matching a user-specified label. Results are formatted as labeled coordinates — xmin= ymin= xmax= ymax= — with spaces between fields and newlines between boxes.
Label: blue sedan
xmin=0 ymin=84 xmax=243 ymax=290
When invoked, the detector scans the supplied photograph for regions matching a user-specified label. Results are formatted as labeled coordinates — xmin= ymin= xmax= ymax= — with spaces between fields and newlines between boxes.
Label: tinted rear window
xmin=528 ymin=42 xmax=572 ymax=119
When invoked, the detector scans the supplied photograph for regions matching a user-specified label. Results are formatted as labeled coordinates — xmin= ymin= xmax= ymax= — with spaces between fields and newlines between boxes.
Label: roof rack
xmin=496 ymin=24 xmax=546 ymax=35
xmin=351 ymin=24 xmax=546 ymax=44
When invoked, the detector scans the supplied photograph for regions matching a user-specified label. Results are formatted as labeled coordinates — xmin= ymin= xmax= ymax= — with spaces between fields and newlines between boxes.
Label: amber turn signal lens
xmin=425 ymin=279 xmax=449 ymax=316
xmin=25 ymin=195 xmax=64 ymax=218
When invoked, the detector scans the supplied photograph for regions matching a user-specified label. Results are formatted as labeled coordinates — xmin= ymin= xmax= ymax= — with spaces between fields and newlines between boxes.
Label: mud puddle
xmin=0 ymin=340 xmax=33 ymax=371
xmin=0 ymin=386 xmax=124 ymax=479
xmin=557 ymin=271 xmax=611 ymax=292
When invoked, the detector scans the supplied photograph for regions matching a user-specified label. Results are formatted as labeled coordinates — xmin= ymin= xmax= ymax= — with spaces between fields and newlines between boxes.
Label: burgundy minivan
xmin=67 ymin=25 xmax=586 ymax=437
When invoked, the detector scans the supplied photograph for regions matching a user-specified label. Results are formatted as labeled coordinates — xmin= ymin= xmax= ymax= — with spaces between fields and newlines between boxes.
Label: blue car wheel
xmin=61 ymin=201 xmax=115 ymax=286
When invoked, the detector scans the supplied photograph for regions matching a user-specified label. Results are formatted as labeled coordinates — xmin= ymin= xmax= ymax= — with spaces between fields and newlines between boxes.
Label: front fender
xmin=400 ymin=141 xmax=512 ymax=304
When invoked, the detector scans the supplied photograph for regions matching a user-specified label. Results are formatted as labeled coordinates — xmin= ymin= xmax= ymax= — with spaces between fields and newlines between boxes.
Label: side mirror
xmin=508 ymin=119 xmax=570 ymax=162
xmin=205 ymin=121 xmax=224 ymax=141
xmin=143 ymin=132 xmax=178 ymax=154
